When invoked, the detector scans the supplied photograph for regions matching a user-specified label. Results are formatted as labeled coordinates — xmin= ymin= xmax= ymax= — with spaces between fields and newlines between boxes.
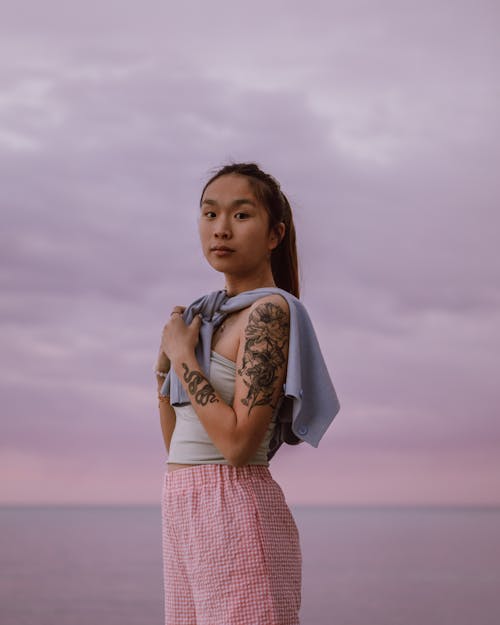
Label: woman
xmin=155 ymin=162 xmax=338 ymax=625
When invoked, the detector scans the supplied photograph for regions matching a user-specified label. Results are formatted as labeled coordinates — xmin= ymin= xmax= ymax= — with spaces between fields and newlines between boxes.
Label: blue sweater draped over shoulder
xmin=160 ymin=286 xmax=341 ymax=461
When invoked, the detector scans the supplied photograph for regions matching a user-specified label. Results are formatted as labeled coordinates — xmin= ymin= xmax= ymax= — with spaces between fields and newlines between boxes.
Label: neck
xmin=223 ymin=267 xmax=277 ymax=297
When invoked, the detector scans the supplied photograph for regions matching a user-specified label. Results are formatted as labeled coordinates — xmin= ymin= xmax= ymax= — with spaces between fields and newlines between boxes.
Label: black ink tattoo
xmin=181 ymin=363 xmax=220 ymax=406
xmin=237 ymin=301 xmax=289 ymax=415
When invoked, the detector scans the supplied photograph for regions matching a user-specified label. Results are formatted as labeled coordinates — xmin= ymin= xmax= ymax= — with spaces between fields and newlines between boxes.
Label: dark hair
xmin=199 ymin=162 xmax=300 ymax=298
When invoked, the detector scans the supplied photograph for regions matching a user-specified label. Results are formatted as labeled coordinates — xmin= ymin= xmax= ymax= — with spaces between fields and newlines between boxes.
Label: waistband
xmin=164 ymin=463 xmax=273 ymax=491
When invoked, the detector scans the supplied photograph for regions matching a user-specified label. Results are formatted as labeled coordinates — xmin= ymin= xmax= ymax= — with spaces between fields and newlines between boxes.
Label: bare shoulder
xmin=241 ymin=293 xmax=291 ymax=359
xmin=247 ymin=292 xmax=290 ymax=322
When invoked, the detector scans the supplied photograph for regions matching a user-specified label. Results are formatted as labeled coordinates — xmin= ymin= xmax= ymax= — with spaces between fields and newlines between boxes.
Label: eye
xmin=203 ymin=211 xmax=216 ymax=218
xmin=235 ymin=212 xmax=250 ymax=220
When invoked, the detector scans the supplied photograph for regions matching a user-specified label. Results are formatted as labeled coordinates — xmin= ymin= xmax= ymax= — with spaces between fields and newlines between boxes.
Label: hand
xmin=155 ymin=306 xmax=186 ymax=372
xmin=161 ymin=306 xmax=202 ymax=364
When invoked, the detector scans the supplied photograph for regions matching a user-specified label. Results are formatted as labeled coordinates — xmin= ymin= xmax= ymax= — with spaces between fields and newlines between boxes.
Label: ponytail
xmin=269 ymin=190 xmax=299 ymax=298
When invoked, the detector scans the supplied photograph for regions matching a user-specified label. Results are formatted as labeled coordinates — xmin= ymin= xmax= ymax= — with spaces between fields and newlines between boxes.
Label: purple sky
xmin=1 ymin=0 xmax=499 ymax=505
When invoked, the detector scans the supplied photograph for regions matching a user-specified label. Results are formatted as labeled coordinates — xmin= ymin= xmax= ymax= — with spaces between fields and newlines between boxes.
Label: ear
xmin=269 ymin=221 xmax=286 ymax=251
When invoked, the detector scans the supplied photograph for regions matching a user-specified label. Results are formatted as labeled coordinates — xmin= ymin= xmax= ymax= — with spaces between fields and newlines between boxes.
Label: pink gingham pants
xmin=161 ymin=463 xmax=302 ymax=625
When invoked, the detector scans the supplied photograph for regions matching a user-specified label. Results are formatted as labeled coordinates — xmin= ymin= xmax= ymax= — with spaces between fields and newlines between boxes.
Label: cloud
xmin=1 ymin=0 xmax=498 ymax=504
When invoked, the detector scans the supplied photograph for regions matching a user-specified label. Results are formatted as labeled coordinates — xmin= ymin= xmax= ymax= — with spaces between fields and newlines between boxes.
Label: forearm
xmin=171 ymin=350 xmax=238 ymax=464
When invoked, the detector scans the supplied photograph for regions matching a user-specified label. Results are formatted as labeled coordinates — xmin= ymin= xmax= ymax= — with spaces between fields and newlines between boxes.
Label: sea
xmin=1 ymin=504 xmax=499 ymax=625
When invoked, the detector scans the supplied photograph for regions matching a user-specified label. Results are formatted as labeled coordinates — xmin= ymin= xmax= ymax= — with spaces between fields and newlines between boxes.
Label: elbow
xmin=225 ymin=445 xmax=244 ymax=467
xmin=225 ymin=422 xmax=259 ymax=467
xmin=228 ymin=455 xmax=247 ymax=468
xmin=226 ymin=442 xmax=253 ymax=468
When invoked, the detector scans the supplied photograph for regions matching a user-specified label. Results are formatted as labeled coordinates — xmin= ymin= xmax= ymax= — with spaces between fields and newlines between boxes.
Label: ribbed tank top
xmin=167 ymin=350 xmax=278 ymax=466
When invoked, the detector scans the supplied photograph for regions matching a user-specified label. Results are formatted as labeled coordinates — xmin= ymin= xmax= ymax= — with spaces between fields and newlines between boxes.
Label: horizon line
xmin=1 ymin=502 xmax=500 ymax=510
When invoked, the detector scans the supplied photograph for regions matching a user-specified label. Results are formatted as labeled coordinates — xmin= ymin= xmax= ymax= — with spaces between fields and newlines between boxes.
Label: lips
xmin=211 ymin=246 xmax=235 ymax=252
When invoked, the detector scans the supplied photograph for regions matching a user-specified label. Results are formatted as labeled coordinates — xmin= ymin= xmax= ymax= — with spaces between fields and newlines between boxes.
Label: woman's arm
xmin=169 ymin=293 xmax=290 ymax=466
xmin=155 ymin=340 xmax=175 ymax=454
xmin=157 ymin=374 xmax=176 ymax=454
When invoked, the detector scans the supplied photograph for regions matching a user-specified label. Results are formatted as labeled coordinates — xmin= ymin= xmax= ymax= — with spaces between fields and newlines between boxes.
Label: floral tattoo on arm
xmin=181 ymin=363 xmax=220 ymax=406
xmin=237 ymin=301 xmax=289 ymax=415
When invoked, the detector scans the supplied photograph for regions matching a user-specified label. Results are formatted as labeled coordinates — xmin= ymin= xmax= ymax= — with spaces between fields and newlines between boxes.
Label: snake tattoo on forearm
xmin=181 ymin=363 xmax=220 ymax=406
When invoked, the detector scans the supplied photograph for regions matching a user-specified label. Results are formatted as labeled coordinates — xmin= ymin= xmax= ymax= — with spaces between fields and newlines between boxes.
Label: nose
xmin=214 ymin=214 xmax=232 ymax=239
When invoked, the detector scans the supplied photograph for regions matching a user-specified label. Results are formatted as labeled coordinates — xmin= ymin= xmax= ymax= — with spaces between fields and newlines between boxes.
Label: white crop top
xmin=167 ymin=350 xmax=278 ymax=466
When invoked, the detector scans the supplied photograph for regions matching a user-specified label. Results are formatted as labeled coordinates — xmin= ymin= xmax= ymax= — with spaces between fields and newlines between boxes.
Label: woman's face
xmin=198 ymin=173 xmax=282 ymax=277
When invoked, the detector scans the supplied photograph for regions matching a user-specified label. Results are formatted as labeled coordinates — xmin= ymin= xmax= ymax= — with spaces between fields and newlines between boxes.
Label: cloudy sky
xmin=1 ymin=0 xmax=498 ymax=505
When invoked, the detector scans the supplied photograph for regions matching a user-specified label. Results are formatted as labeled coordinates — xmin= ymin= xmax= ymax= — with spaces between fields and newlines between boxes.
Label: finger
xmin=191 ymin=313 xmax=202 ymax=325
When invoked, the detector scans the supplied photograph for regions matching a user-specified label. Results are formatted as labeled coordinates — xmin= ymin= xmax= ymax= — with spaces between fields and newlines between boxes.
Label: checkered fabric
xmin=161 ymin=463 xmax=302 ymax=625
